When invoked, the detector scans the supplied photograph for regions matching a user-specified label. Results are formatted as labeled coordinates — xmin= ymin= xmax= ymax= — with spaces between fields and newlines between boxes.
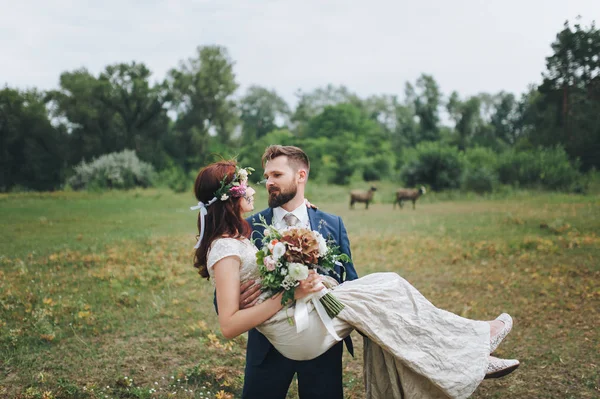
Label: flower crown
xmin=213 ymin=166 xmax=255 ymax=201
xmin=190 ymin=165 xmax=255 ymax=249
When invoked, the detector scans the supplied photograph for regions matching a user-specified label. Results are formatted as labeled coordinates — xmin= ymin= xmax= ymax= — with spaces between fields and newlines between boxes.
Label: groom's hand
xmin=294 ymin=270 xmax=324 ymax=300
xmin=239 ymin=280 xmax=262 ymax=309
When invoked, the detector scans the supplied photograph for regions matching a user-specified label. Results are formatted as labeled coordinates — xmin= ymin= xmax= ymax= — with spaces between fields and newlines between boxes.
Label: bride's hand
xmin=294 ymin=270 xmax=323 ymax=300
xmin=304 ymin=198 xmax=318 ymax=209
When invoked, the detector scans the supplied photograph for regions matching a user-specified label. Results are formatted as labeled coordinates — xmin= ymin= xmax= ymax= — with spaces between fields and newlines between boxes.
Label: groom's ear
xmin=297 ymin=169 xmax=308 ymax=183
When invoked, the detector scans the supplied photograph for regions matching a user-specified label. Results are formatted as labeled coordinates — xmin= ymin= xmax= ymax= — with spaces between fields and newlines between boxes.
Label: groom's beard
xmin=268 ymin=183 xmax=297 ymax=208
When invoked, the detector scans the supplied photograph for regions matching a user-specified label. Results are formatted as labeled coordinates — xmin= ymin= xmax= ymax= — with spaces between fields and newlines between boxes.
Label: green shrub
xmin=581 ymin=167 xmax=599 ymax=194
xmin=464 ymin=147 xmax=499 ymax=170
xmin=497 ymin=150 xmax=535 ymax=186
xmin=155 ymin=162 xmax=189 ymax=193
xmin=67 ymin=150 xmax=155 ymax=190
xmin=461 ymin=167 xmax=498 ymax=193
xmin=400 ymin=142 xmax=464 ymax=191
xmin=497 ymin=147 xmax=581 ymax=190
xmin=461 ymin=147 xmax=500 ymax=193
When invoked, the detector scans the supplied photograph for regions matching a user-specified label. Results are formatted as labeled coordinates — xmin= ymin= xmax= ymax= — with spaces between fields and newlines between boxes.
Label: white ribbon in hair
xmin=191 ymin=197 xmax=217 ymax=249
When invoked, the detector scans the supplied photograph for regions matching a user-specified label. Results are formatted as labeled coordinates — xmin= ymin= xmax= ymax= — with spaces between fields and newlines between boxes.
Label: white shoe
xmin=485 ymin=356 xmax=520 ymax=379
xmin=490 ymin=313 xmax=513 ymax=353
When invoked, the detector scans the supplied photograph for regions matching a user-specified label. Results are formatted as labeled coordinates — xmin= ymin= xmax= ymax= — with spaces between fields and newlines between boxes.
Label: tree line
xmin=1 ymin=20 xmax=598 ymax=192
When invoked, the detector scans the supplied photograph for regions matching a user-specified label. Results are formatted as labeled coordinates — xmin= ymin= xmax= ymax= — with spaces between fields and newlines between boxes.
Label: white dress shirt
xmin=272 ymin=203 xmax=310 ymax=230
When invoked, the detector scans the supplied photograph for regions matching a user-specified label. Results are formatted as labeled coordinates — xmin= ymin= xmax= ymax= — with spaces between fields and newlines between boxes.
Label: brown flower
xmin=280 ymin=228 xmax=320 ymax=265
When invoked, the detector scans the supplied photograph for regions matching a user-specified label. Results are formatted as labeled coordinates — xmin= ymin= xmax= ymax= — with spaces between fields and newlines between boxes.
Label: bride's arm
xmin=214 ymin=256 xmax=281 ymax=339
xmin=213 ymin=256 xmax=321 ymax=339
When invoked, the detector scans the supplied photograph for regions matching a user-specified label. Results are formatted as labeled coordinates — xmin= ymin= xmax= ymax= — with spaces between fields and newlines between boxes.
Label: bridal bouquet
xmin=254 ymin=216 xmax=350 ymax=318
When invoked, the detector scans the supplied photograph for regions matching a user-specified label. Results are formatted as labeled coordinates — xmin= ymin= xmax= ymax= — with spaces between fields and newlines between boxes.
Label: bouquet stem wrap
xmin=294 ymin=282 xmax=345 ymax=341
xmin=320 ymin=292 xmax=345 ymax=318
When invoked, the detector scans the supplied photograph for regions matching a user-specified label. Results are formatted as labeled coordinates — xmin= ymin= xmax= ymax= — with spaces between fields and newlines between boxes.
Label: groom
xmin=241 ymin=145 xmax=358 ymax=399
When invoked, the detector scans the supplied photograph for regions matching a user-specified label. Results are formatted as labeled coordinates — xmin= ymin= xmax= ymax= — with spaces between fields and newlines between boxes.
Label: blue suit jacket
xmin=245 ymin=206 xmax=358 ymax=365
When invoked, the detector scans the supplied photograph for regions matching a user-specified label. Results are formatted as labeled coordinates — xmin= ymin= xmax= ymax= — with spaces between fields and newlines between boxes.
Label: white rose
xmin=220 ymin=194 xmax=229 ymax=201
xmin=287 ymin=262 xmax=309 ymax=281
xmin=238 ymin=169 xmax=248 ymax=180
xmin=314 ymin=232 xmax=328 ymax=256
xmin=272 ymin=242 xmax=286 ymax=260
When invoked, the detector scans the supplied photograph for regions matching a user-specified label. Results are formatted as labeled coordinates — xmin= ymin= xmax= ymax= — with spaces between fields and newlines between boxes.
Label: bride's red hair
xmin=193 ymin=160 xmax=251 ymax=279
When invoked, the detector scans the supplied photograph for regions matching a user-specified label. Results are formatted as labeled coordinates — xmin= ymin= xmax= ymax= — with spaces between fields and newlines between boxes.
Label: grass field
xmin=1 ymin=186 xmax=599 ymax=398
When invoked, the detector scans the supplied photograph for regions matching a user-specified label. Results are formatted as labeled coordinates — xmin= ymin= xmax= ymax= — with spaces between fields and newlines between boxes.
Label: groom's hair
xmin=262 ymin=145 xmax=310 ymax=174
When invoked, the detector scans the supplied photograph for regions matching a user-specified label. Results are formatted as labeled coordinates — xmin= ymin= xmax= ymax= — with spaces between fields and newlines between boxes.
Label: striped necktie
xmin=283 ymin=213 xmax=300 ymax=227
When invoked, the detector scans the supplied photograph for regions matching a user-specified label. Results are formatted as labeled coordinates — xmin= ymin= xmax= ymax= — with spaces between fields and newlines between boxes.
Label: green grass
xmin=1 ymin=187 xmax=599 ymax=398
xmin=0 ymin=189 xmax=196 ymax=259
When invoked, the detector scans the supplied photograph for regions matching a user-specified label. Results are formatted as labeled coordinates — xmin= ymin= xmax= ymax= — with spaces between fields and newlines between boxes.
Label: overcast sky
xmin=2 ymin=0 xmax=598 ymax=105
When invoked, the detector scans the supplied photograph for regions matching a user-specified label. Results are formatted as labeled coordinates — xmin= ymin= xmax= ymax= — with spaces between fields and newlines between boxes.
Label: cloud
xmin=1 ymin=0 xmax=599 ymax=105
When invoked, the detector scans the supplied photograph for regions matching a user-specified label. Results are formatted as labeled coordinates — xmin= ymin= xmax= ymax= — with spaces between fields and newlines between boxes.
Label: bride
xmin=191 ymin=160 xmax=519 ymax=399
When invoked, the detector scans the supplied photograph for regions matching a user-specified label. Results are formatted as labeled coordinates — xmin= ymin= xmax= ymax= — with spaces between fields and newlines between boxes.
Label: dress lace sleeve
xmin=206 ymin=238 xmax=244 ymax=279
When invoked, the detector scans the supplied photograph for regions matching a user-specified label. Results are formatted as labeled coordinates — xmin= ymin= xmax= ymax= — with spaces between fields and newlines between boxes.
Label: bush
xmin=497 ymin=150 xmax=536 ymax=186
xmin=581 ymin=167 xmax=599 ymax=194
xmin=67 ymin=150 xmax=155 ymax=190
xmin=400 ymin=142 xmax=464 ymax=191
xmin=464 ymin=147 xmax=498 ymax=170
xmin=461 ymin=147 xmax=500 ymax=193
xmin=461 ymin=167 xmax=498 ymax=193
xmin=155 ymin=161 xmax=189 ymax=193
xmin=361 ymin=155 xmax=393 ymax=181
xmin=497 ymin=147 xmax=581 ymax=190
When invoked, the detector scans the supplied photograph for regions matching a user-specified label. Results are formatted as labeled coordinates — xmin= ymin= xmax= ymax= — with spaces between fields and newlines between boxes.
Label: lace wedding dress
xmin=207 ymin=238 xmax=490 ymax=399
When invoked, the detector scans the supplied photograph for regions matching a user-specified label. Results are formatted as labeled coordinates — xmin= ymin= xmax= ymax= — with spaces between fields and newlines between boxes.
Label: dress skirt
xmin=257 ymin=272 xmax=490 ymax=399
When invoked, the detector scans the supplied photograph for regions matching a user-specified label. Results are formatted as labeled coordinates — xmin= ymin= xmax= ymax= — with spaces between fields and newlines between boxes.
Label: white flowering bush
xmin=67 ymin=150 xmax=155 ymax=190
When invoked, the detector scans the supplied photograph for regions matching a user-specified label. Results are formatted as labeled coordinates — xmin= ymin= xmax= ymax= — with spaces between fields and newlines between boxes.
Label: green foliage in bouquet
xmin=254 ymin=215 xmax=351 ymax=308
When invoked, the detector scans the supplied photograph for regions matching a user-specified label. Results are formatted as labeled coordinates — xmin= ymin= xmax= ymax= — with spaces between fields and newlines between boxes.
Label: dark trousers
xmin=242 ymin=342 xmax=344 ymax=399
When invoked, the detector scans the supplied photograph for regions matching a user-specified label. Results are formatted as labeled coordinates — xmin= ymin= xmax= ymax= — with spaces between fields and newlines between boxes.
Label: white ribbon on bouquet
xmin=294 ymin=282 xmax=343 ymax=342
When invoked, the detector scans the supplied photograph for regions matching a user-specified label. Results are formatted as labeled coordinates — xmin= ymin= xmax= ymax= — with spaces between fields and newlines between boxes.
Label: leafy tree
xmin=306 ymin=103 xmax=393 ymax=184
xmin=239 ymin=86 xmax=290 ymax=144
xmin=490 ymin=92 xmax=519 ymax=145
xmin=361 ymin=94 xmax=419 ymax=167
xmin=385 ymin=86 xmax=420 ymax=151
xmin=447 ymin=92 xmax=484 ymax=150
xmin=529 ymin=20 xmax=600 ymax=170
xmin=238 ymin=129 xmax=297 ymax=179
xmin=49 ymin=63 xmax=170 ymax=168
xmin=166 ymin=46 xmax=239 ymax=172
xmin=291 ymin=85 xmax=362 ymax=136
xmin=406 ymin=74 xmax=442 ymax=143
xmin=48 ymin=68 xmax=113 ymax=164
xmin=0 ymin=88 xmax=67 ymax=191
xmin=446 ymin=91 xmax=522 ymax=150
xmin=362 ymin=94 xmax=400 ymax=133
xmin=98 ymin=62 xmax=171 ymax=168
